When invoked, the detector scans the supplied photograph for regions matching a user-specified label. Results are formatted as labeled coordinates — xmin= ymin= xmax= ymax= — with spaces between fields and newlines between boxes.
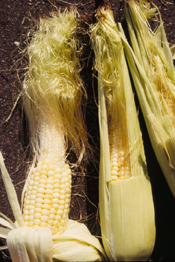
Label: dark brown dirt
xmin=0 ymin=0 xmax=175 ymax=261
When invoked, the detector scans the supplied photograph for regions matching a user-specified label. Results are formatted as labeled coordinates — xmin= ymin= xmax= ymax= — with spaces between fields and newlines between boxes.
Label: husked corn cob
xmin=90 ymin=5 xmax=155 ymax=261
xmin=0 ymin=9 xmax=106 ymax=262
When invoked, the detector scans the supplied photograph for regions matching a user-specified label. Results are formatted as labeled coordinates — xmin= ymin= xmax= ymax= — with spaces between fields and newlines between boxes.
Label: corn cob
xmin=0 ymin=9 xmax=105 ymax=262
xmin=121 ymin=0 xmax=175 ymax=197
xmin=90 ymin=5 xmax=155 ymax=261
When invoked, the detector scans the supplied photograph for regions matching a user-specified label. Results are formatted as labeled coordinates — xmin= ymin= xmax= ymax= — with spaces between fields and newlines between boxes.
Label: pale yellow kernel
xmin=53 ymin=204 xmax=59 ymax=210
xmin=60 ymin=184 xmax=65 ymax=189
xmin=28 ymin=215 xmax=34 ymax=221
xmin=55 ymin=167 xmax=61 ymax=173
xmin=41 ymin=215 xmax=49 ymax=222
xmin=41 ymin=170 xmax=47 ymax=175
xmin=47 ymin=178 xmax=54 ymax=184
xmin=55 ymin=214 xmax=62 ymax=221
xmin=46 ymin=184 xmax=53 ymax=189
xmin=29 ymin=200 xmax=35 ymax=206
xmin=37 ymin=188 xmax=45 ymax=193
xmin=48 ymin=170 xmax=55 ymax=176
xmin=33 ymin=174 xmax=40 ymax=180
xmin=43 ymin=203 xmax=51 ymax=210
xmin=43 ymin=198 xmax=52 ymax=205
xmin=39 ymin=179 xmax=47 ymax=184
xmin=46 ymin=224 xmax=52 ymax=229
xmin=44 ymin=193 xmax=52 ymax=199
xmin=65 ymin=199 xmax=70 ymax=204
xmin=29 ymin=180 xmax=34 ymax=186
xmin=40 ymin=174 xmax=47 ymax=180
xmin=52 ymin=226 xmax=59 ymax=234
xmin=49 ymin=214 xmax=55 ymax=220
xmin=23 ymin=209 xmax=28 ymax=215
xmin=59 ymin=226 xmax=64 ymax=232
xmin=48 ymin=220 xmax=54 ymax=226
xmin=66 ymin=188 xmax=71 ymax=193
xmin=65 ymin=182 xmax=70 ymax=188
xmin=29 ymin=195 xmax=36 ymax=200
xmin=31 ymin=190 xmax=37 ymax=194
xmin=34 ymin=207 xmax=42 ymax=213
xmin=36 ymin=193 xmax=44 ymax=198
xmin=55 ymin=174 xmax=61 ymax=179
xmin=25 ymin=221 xmax=29 ymax=226
xmin=40 ymin=222 xmax=47 ymax=227
xmin=45 ymin=189 xmax=53 ymax=194
xmin=24 ymin=199 xmax=30 ymax=205
xmin=33 ymin=186 xmax=38 ymax=190
xmin=34 ymin=213 xmax=41 ymax=219
xmin=28 ymin=221 xmax=33 ymax=227
xmin=54 ymin=221 xmax=60 ymax=228
xmin=48 ymin=163 xmax=55 ymax=169
xmin=61 ymin=178 xmax=65 ymax=183
xmin=66 ymin=193 xmax=71 ymax=198
xmin=53 ymin=183 xmax=60 ymax=189
xmin=57 ymin=209 xmax=64 ymax=216
xmin=54 ymin=179 xmax=60 ymax=183
xmin=50 ymin=208 xmax=56 ymax=214
xmin=111 ymin=169 xmax=118 ymax=176
xmin=65 ymin=204 xmax=69 ymax=209
xmin=60 ymin=219 xmax=65 ymax=226
xmin=60 ymin=189 xmax=66 ymax=194
xmin=60 ymin=195 xmax=66 ymax=200
xmin=63 ymin=170 xmax=68 ymax=176
xmin=28 ymin=204 xmax=34 ymax=209
xmin=111 ymin=176 xmax=118 ymax=181
xmin=52 ymin=198 xmax=59 ymax=204
xmin=53 ymin=188 xmax=60 ymax=193
xmin=34 ymin=180 xmax=39 ymax=185
xmin=28 ymin=209 xmax=34 ymax=215
xmin=36 ymin=198 xmax=44 ymax=203
xmin=38 ymin=183 xmax=46 ymax=188
xmin=59 ymin=200 xmax=65 ymax=205
xmin=59 ymin=205 xmax=65 ymax=210
xmin=35 ymin=203 xmax=42 ymax=208
xmin=42 ymin=164 xmax=48 ymax=170
xmin=33 ymin=219 xmax=41 ymax=225
xmin=23 ymin=215 xmax=29 ymax=221
xmin=64 ymin=177 xmax=69 ymax=182
xmin=26 ymin=190 xmax=31 ymax=196
xmin=41 ymin=209 xmax=50 ymax=216
xmin=53 ymin=193 xmax=60 ymax=198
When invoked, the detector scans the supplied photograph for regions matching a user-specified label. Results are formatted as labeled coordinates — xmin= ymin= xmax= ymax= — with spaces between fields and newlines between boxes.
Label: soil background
xmin=0 ymin=0 xmax=175 ymax=261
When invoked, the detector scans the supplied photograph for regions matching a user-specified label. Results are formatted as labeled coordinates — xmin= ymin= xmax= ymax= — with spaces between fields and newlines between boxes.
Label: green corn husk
xmin=120 ymin=0 xmax=175 ymax=197
xmin=90 ymin=5 xmax=155 ymax=261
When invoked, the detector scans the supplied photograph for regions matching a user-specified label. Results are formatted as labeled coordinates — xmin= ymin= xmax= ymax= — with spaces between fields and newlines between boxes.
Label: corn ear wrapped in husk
xmin=90 ymin=5 xmax=155 ymax=261
xmin=121 ymin=0 xmax=175 ymax=197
